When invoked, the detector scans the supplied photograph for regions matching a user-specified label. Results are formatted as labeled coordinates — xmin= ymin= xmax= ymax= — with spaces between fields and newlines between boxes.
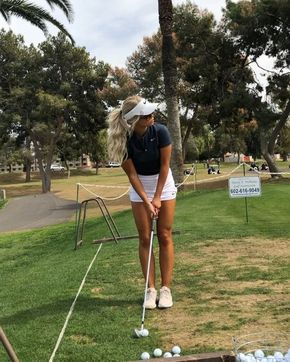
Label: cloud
xmin=1 ymin=0 xmax=225 ymax=66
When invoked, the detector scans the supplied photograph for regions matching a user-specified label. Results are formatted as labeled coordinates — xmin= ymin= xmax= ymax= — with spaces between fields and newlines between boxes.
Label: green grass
xmin=0 ymin=199 xmax=6 ymax=209
xmin=0 ymin=182 xmax=290 ymax=361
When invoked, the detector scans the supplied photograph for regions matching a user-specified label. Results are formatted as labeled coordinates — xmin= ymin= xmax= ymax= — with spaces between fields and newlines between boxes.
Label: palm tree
xmin=158 ymin=0 xmax=183 ymax=184
xmin=0 ymin=0 xmax=74 ymax=43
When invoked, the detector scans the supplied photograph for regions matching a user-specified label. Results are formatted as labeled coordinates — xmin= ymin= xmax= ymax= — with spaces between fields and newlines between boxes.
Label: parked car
xmin=50 ymin=164 xmax=65 ymax=172
xmin=106 ymin=161 xmax=121 ymax=168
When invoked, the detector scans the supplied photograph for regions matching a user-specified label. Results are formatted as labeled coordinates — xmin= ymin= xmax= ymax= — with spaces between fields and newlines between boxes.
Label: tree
xmin=0 ymin=137 xmax=23 ymax=172
xmin=127 ymin=33 xmax=163 ymax=102
xmin=158 ymin=0 xmax=184 ymax=184
xmin=224 ymin=0 xmax=290 ymax=176
xmin=128 ymin=2 xmax=253 ymax=163
xmin=0 ymin=31 xmax=109 ymax=192
xmin=99 ymin=66 xmax=139 ymax=108
xmin=0 ymin=30 xmax=32 ymax=179
xmin=83 ymin=129 xmax=108 ymax=175
xmin=0 ymin=0 xmax=74 ymax=42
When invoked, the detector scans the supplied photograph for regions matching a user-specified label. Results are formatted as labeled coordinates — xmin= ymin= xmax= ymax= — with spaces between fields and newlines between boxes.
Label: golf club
xmin=134 ymin=216 xmax=157 ymax=338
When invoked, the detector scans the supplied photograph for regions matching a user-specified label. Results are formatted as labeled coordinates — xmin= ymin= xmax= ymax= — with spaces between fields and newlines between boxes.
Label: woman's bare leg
xmin=157 ymin=199 xmax=176 ymax=287
xmin=131 ymin=202 xmax=156 ymax=288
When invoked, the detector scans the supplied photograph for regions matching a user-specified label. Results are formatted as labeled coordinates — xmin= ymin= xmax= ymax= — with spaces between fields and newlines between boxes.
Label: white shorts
xmin=129 ymin=169 xmax=177 ymax=202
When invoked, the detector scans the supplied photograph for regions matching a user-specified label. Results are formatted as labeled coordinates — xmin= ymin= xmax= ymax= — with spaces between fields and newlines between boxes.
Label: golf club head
xmin=133 ymin=328 xmax=142 ymax=338
xmin=133 ymin=328 xmax=149 ymax=338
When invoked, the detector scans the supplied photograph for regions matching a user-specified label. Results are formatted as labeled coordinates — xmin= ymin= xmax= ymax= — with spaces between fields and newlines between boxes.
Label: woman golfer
xmin=107 ymin=95 xmax=176 ymax=309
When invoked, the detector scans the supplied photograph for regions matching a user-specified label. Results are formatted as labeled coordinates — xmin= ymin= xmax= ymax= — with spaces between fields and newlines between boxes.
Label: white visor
xmin=123 ymin=98 xmax=158 ymax=121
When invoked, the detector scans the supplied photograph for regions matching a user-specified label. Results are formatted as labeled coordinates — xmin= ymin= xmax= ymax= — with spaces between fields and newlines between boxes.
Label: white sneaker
xmin=158 ymin=286 xmax=173 ymax=308
xmin=144 ymin=288 xmax=157 ymax=309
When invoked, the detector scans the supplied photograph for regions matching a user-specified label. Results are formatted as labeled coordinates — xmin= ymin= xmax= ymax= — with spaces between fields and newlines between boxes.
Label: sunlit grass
xmin=0 ymin=182 xmax=290 ymax=361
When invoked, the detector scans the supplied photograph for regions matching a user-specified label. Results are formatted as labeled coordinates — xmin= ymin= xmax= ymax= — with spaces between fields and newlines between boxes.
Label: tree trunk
xmin=261 ymin=98 xmax=290 ymax=178
xmin=63 ymin=158 xmax=70 ymax=178
xmin=282 ymin=152 xmax=288 ymax=162
xmin=260 ymin=129 xmax=280 ymax=178
xmin=267 ymin=99 xmax=290 ymax=156
xmin=25 ymin=161 xmax=31 ymax=182
xmin=182 ymin=119 xmax=194 ymax=161
xmin=33 ymin=141 xmax=52 ymax=193
xmin=30 ymin=116 xmax=64 ymax=192
xmin=24 ymin=136 xmax=32 ymax=182
xmin=36 ymin=158 xmax=52 ymax=193
xmin=158 ymin=0 xmax=184 ymax=184
xmin=38 ymin=168 xmax=52 ymax=193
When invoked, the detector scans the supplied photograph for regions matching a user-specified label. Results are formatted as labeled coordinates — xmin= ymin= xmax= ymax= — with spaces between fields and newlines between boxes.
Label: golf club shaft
xmin=140 ymin=217 xmax=156 ymax=329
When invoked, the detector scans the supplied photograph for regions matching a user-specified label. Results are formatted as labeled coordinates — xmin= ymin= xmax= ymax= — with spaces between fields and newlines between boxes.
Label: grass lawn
xmin=1 ymin=161 xmax=289 ymax=200
xmin=0 ymin=179 xmax=290 ymax=361
xmin=0 ymin=199 xmax=6 ymax=209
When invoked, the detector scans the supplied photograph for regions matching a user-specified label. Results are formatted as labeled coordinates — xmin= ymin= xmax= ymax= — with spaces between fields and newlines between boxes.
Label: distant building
xmin=0 ymin=154 xmax=91 ymax=173
xmin=224 ymin=153 xmax=253 ymax=163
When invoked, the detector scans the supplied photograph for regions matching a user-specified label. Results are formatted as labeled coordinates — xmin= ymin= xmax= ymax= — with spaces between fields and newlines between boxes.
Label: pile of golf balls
xmin=236 ymin=349 xmax=290 ymax=362
xmin=140 ymin=345 xmax=182 ymax=359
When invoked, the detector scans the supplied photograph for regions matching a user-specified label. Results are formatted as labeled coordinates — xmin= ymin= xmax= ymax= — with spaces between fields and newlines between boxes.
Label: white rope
xmin=241 ymin=162 xmax=290 ymax=176
xmin=48 ymin=244 xmax=103 ymax=362
xmin=78 ymin=183 xmax=130 ymax=201
xmin=77 ymin=183 xmax=128 ymax=189
xmin=76 ymin=163 xmax=290 ymax=200
xmin=176 ymin=164 xmax=196 ymax=188
xmin=178 ymin=163 xmax=242 ymax=187
xmin=180 ymin=162 xmax=290 ymax=187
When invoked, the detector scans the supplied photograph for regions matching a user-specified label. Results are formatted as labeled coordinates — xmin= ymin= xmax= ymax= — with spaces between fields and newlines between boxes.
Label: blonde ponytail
xmin=107 ymin=95 xmax=142 ymax=164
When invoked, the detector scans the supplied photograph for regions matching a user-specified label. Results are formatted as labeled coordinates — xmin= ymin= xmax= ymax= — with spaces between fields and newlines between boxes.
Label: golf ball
xmin=173 ymin=354 xmax=181 ymax=357
xmin=163 ymin=351 xmax=172 ymax=358
xmin=237 ymin=353 xmax=247 ymax=362
xmin=141 ymin=351 xmax=150 ymax=360
xmin=244 ymin=355 xmax=252 ymax=362
xmin=153 ymin=348 xmax=163 ymax=357
xmin=274 ymin=352 xmax=284 ymax=361
xmin=255 ymin=350 xmax=265 ymax=359
xmin=141 ymin=329 xmax=149 ymax=337
xmin=172 ymin=345 xmax=181 ymax=354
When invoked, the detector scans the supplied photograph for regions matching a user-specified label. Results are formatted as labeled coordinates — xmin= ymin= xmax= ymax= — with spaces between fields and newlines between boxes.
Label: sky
xmin=2 ymin=0 xmax=228 ymax=67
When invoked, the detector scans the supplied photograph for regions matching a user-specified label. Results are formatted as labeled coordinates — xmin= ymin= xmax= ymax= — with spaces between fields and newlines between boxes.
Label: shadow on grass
xmin=0 ymin=295 xmax=141 ymax=325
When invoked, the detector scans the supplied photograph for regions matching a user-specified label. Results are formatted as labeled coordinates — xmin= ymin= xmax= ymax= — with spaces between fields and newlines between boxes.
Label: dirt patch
xmin=70 ymin=334 xmax=96 ymax=345
xmin=154 ymin=237 xmax=290 ymax=352
xmin=91 ymin=287 xmax=103 ymax=294
xmin=54 ymin=184 xmax=132 ymax=219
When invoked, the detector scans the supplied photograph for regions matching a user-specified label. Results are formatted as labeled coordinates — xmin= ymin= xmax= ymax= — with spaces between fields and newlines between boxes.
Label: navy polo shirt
xmin=127 ymin=123 xmax=171 ymax=175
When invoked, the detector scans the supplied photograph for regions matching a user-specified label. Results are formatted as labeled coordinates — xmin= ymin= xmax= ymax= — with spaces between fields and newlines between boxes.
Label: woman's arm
xmin=151 ymin=144 xmax=172 ymax=210
xmin=122 ymin=158 xmax=157 ymax=216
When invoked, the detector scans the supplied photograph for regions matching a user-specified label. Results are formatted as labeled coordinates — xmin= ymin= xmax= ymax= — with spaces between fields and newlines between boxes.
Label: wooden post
xmin=0 ymin=189 xmax=6 ymax=200
xmin=0 ymin=327 xmax=19 ymax=362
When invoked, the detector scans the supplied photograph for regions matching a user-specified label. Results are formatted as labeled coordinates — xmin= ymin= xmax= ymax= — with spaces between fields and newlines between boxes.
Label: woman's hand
xmin=145 ymin=201 xmax=158 ymax=218
xmin=151 ymin=196 xmax=161 ymax=215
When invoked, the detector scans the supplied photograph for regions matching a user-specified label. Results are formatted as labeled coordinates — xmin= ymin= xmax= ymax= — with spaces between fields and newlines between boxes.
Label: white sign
xmin=228 ymin=176 xmax=261 ymax=198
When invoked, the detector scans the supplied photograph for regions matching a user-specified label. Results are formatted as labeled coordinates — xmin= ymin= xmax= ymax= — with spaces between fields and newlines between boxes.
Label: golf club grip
xmin=151 ymin=216 xmax=157 ymax=232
